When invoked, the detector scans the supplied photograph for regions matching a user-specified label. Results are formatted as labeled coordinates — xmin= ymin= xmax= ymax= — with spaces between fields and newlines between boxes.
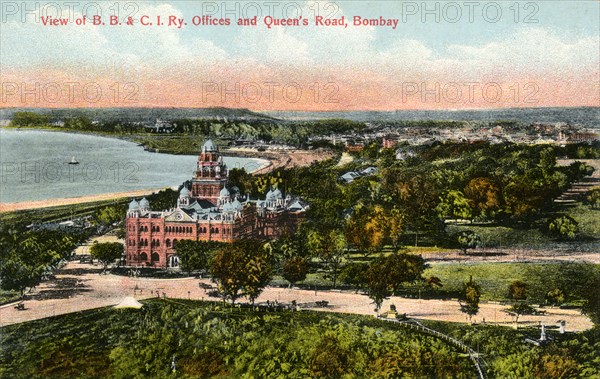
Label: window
xmin=140 ymin=252 xmax=148 ymax=261
xmin=151 ymin=252 xmax=160 ymax=262
xmin=166 ymin=239 xmax=171 ymax=247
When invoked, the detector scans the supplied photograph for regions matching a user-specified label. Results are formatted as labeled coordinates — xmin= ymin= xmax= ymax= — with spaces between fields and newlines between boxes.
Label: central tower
xmin=190 ymin=139 xmax=228 ymax=205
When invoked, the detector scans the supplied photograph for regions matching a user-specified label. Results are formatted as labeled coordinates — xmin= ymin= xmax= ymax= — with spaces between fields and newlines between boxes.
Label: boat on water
xmin=68 ymin=156 xmax=79 ymax=165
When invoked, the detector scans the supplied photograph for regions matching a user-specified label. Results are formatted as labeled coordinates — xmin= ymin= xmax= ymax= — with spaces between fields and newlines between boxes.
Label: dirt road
xmin=0 ymin=260 xmax=593 ymax=331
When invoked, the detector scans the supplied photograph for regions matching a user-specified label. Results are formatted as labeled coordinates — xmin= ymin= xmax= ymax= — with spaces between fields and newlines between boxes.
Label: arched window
xmin=166 ymin=239 xmax=171 ymax=247
xmin=173 ymin=239 xmax=178 ymax=248
xmin=156 ymin=240 xmax=160 ymax=247
xmin=140 ymin=252 xmax=148 ymax=261
xmin=215 ymin=228 xmax=219 ymax=234
xmin=151 ymin=252 xmax=160 ymax=262
xmin=156 ymin=226 xmax=160 ymax=232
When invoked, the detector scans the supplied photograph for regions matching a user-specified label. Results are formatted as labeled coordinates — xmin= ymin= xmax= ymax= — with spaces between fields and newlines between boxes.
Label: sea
xmin=0 ymin=129 xmax=267 ymax=203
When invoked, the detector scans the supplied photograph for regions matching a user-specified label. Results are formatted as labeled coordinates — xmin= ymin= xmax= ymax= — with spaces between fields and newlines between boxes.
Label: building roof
xmin=139 ymin=197 xmax=150 ymax=209
xmin=128 ymin=199 xmax=140 ymax=210
xmin=202 ymin=139 xmax=218 ymax=152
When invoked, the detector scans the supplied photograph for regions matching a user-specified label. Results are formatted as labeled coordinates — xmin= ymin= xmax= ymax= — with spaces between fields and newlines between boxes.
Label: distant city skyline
xmin=1 ymin=1 xmax=599 ymax=110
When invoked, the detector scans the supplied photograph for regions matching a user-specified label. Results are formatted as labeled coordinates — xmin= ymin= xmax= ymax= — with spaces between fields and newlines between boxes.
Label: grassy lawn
xmin=569 ymin=203 xmax=600 ymax=238
xmin=422 ymin=262 xmax=600 ymax=304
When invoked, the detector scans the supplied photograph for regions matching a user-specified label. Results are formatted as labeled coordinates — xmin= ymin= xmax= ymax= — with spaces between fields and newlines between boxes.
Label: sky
xmin=1 ymin=0 xmax=599 ymax=110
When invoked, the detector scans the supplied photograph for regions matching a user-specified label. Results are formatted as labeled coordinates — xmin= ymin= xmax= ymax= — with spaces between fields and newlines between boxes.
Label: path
xmin=0 ymin=260 xmax=593 ymax=331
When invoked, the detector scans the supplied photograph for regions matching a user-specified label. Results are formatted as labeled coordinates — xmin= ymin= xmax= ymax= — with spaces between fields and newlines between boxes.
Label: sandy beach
xmin=0 ymin=188 xmax=171 ymax=213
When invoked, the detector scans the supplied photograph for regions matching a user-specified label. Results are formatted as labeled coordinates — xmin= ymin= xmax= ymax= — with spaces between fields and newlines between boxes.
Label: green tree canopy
xmin=547 ymin=215 xmax=579 ymax=240
xmin=90 ymin=242 xmax=124 ymax=270
xmin=209 ymin=240 xmax=272 ymax=304
xmin=460 ymin=276 xmax=481 ymax=323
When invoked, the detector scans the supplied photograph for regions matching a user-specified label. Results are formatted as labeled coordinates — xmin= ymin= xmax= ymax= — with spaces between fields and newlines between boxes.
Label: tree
xmin=547 ymin=215 xmax=579 ymax=240
xmin=585 ymin=188 xmax=600 ymax=209
xmin=426 ymin=276 xmax=443 ymax=289
xmin=0 ymin=231 xmax=75 ymax=298
xmin=507 ymin=280 xmax=534 ymax=325
xmin=308 ymin=229 xmax=347 ymax=288
xmin=436 ymin=190 xmax=473 ymax=222
xmin=582 ymin=273 xmax=600 ymax=325
xmin=545 ymin=288 xmax=565 ymax=306
xmin=243 ymin=248 xmax=273 ymax=304
xmin=227 ymin=168 xmax=253 ymax=195
xmin=344 ymin=205 xmax=387 ymax=258
xmin=508 ymin=280 xmax=528 ymax=301
xmin=366 ymin=253 xmax=426 ymax=314
xmin=90 ymin=242 xmax=124 ymax=270
xmin=464 ymin=177 xmax=501 ymax=219
xmin=176 ymin=240 xmax=221 ymax=274
xmin=309 ymin=335 xmax=353 ymax=378
xmin=459 ymin=276 xmax=481 ymax=323
xmin=339 ymin=262 xmax=368 ymax=292
xmin=366 ymin=258 xmax=392 ymax=314
xmin=282 ymin=257 xmax=308 ymax=287
xmin=455 ymin=231 xmax=481 ymax=255
xmin=209 ymin=241 xmax=272 ymax=304
xmin=95 ymin=206 xmax=123 ymax=225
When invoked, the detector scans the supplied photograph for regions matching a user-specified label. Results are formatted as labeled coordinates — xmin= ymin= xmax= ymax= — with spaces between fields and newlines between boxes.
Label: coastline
xmin=0 ymin=128 xmax=335 ymax=213
xmin=0 ymin=188 xmax=170 ymax=213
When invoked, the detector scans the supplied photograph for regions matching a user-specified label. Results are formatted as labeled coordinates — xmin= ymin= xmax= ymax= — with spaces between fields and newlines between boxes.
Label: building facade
xmin=125 ymin=140 xmax=307 ymax=268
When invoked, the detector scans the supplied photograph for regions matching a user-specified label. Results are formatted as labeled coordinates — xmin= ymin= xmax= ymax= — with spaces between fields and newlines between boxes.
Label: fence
xmin=378 ymin=317 xmax=487 ymax=379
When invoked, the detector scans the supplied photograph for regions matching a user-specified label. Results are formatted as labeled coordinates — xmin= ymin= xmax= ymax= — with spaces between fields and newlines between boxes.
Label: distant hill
xmin=0 ymin=107 xmax=278 ymax=123
xmin=265 ymin=107 xmax=600 ymax=128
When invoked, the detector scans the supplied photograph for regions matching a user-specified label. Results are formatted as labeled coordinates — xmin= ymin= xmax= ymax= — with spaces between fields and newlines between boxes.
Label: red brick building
xmin=125 ymin=140 xmax=307 ymax=268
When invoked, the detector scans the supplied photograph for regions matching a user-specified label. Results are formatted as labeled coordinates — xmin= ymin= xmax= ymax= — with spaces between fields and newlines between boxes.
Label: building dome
xmin=202 ymin=139 xmax=218 ymax=152
xmin=272 ymin=188 xmax=283 ymax=199
xmin=139 ymin=197 xmax=150 ymax=209
xmin=223 ymin=202 xmax=233 ymax=212
xmin=128 ymin=199 xmax=140 ymax=211
xmin=220 ymin=187 xmax=230 ymax=197
xmin=179 ymin=187 xmax=190 ymax=197
xmin=232 ymin=199 xmax=243 ymax=211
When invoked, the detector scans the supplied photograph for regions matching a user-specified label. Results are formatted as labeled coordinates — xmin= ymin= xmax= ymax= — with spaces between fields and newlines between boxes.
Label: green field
xmin=422 ymin=262 xmax=600 ymax=304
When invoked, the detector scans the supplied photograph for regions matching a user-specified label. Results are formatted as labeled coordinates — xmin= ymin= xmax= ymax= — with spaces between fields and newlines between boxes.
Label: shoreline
xmin=0 ymin=128 xmax=335 ymax=213
xmin=0 ymin=188 xmax=171 ymax=213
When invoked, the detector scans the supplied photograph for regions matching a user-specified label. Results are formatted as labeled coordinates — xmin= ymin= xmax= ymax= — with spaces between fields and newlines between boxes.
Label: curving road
xmin=0 ymin=259 xmax=593 ymax=331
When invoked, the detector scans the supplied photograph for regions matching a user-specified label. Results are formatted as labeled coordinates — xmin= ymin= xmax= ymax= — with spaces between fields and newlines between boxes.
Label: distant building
xmin=339 ymin=167 xmax=377 ymax=183
xmin=125 ymin=140 xmax=307 ymax=268
xmin=382 ymin=136 xmax=401 ymax=149
xmin=146 ymin=119 xmax=173 ymax=133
